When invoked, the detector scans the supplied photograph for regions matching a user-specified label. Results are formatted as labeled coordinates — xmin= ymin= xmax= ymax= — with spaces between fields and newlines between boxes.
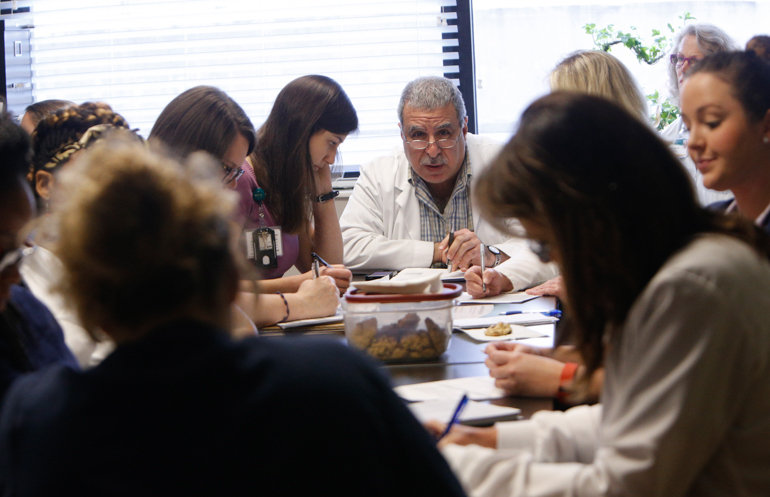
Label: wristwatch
xmin=487 ymin=245 xmax=502 ymax=267
xmin=316 ymin=190 xmax=340 ymax=203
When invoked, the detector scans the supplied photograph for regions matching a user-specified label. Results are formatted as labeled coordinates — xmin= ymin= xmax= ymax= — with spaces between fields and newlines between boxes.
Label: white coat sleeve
xmin=441 ymin=405 xmax=603 ymax=497
xmin=488 ymin=218 xmax=560 ymax=290
xmin=493 ymin=239 xmax=560 ymax=291
xmin=340 ymin=163 xmax=434 ymax=270
xmin=442 ymin=261 xmax=764 ymax=497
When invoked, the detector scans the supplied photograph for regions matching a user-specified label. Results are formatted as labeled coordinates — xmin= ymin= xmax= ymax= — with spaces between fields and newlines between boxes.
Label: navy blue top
xmin=0 ymin=285 xmax=77 ymax=401
xmin=0 ymin=320 xmax=466 ymax=497
xmin=709 ymin=199 xmax=770 ymax=233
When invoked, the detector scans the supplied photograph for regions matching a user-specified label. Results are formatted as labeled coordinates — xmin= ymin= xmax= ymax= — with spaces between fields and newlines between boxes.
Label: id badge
xmin=245 ymin=227 xmax=282 ymax=269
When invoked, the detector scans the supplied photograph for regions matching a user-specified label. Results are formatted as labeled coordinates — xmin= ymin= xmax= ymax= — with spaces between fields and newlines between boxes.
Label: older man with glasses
xmin=340 ymin=76 xmax=557 ymax=292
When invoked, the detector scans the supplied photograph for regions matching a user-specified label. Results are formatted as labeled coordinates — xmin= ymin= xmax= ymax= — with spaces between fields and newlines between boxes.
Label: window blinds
xmin=28 ymin=0 xmax=459 ymax=165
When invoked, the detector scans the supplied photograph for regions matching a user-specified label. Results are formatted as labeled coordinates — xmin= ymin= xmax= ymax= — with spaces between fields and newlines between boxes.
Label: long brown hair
xmin=251 ymin=75 xmax=357 ymax=234
xmin=149 ymin=86 xmax=256 ymax=161
xmin=476 ymin=92 xmax=770 ymax=374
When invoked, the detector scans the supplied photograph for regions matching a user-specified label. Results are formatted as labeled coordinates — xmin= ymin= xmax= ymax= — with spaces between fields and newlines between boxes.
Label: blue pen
xmin=498 ymin=310 xmax=562 ymax=317
xmin=439 ymin=394 xmax=469 ymax=441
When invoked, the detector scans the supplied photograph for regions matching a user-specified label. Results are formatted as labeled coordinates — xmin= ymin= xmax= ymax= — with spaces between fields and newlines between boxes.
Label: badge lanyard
xmin=244 ymin=187 xmax=282 ymax=270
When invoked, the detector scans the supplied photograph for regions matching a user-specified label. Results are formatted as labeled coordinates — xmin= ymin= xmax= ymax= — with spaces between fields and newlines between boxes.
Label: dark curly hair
xmin=32 ymin=102 xmax=130 ymax=175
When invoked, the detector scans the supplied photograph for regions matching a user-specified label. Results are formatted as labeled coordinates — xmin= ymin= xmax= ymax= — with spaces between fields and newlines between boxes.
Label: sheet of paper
xmin=453 ymin=304 xmax=494 ymax=319
xmin=276 ymin=312 xmax=343 ymax=329
xmin=453 ymin=313 xmax=557 ymax=329
xmin=457 ymin=324 xmax=546 ymax=342
xmin=456 ymin=291 xmax=541 ymax=305
xmin=394 ymin=376 xmax=508 ymax=402
xmin=392 ymin=267 xmax=465 ymax=283
xmin=407 ymin=398 xmax=521 ymax=426
xmin=351 ymin=271 xmax=442 ymax=294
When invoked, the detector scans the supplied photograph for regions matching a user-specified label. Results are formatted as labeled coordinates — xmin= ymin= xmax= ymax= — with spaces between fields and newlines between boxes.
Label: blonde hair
xmin=55 ymin=138 xmax=237 ymax=333
xmin=550 ymin=50 xmax=648 ymax=123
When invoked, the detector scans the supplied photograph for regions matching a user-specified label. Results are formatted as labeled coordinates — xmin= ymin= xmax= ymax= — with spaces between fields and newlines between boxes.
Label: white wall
xmin=473 ymin=0 xmax=770 ymax=142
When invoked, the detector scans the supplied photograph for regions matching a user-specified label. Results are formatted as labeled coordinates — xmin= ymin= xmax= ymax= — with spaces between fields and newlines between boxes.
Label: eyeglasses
xmin=670 ymin=53 xmax=702 ymax=67
xmin=222 ymin=163 xmax=245 ymax=184
xmin=0 ymin=246 xmax=36 ymax=274
xmin=527 ymin=239 xmax=552 ymax=264
xmin=402 ymin=132 xmax=459 ymax=150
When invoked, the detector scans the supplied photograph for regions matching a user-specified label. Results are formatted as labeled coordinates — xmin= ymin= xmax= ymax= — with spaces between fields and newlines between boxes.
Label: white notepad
xmin=408 ymin=398 xmax=521 ymax=426
xmin=391 ymin=267 xmax=466 ymax=283
xmin=455 ymin=291 xmax=540 ymax=305
xmin=453 ymin=313 xmax=558 ymax=329
xmin=394 ymin=376 xmax=508 ymax=402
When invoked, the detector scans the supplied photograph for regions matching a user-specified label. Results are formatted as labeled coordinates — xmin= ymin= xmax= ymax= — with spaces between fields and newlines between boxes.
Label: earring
xmin=764 ymin=136 xmax=770 ymax=144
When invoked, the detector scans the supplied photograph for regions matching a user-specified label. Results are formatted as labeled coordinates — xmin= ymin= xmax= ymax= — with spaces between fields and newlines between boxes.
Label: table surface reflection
xmin=262 ymin=296 xmax=558 ymax=420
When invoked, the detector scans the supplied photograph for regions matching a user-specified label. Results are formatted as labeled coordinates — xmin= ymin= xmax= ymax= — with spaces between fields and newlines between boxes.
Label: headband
xmin=42 ymin=123 xmax=117 ymax=171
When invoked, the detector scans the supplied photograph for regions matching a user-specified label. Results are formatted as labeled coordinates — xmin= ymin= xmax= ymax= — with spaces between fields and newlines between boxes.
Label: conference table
xmin=261 ymin=294 xmax=559 ymax=420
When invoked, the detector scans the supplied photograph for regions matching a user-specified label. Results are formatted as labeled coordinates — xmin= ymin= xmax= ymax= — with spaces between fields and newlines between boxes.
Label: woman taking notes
xmin=0 ymin=141 xmax=466 ymax=496
xmin=234 ymin=75 xmax=355 ymax=294
xmin=149 ymin=86 xmax=339 ymax=327
xmin=432 ymin=91 xmax=770 ymax=496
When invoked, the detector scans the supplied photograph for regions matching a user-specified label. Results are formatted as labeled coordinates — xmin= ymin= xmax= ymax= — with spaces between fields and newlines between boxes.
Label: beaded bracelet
xmin=276 ymin=291 xmax=290 ymax=323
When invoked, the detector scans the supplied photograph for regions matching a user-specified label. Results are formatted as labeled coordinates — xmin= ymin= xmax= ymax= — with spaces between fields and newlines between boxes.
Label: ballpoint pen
xmin=499 ymin=309 xmax=562 ymax=317
xmin=446 ymin=224 xmax=455 ymax=272
xmin=312 ymin=258 xmax=320 ymax=279
xmin=480 ymin=243 xmax=486 ymax=292
xmin=311 ymin=252 xmax=332 ymax=268
xmin=439 ymin=394 xmax=469 ymax=441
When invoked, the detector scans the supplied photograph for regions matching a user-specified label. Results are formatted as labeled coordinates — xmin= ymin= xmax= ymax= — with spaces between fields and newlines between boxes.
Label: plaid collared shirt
xmin=409 ymin=155 xmax=474 ymax=253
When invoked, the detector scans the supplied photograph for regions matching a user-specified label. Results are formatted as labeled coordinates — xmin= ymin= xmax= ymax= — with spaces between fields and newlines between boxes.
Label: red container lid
xmin=344 ymin=283 xmax=463 ymax=304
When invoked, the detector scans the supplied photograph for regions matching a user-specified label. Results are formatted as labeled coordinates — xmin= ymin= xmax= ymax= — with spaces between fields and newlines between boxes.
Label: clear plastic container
xmin=342 ymin=283 xmax=462 ymax=363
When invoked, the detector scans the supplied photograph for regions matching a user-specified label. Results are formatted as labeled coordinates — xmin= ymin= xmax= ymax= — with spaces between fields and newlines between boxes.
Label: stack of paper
xmin=453 ymin=314 xmax=558 ymax=330
xmin=395 ymin=376 xmax=521 ymax=426
xmin=394 ymin=376 xmax=508 ymax=402
xmin=407 ymin=398 xmax=521 ymax=426
xmin=455 ymin=291 xmax=540 ymax=305
xmin=391 ymin=267 xmax=466 ymax=284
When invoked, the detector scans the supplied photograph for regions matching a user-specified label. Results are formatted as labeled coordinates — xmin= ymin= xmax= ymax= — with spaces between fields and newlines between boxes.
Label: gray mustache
xmin=420 ymin=157 xmax=448 ymax=166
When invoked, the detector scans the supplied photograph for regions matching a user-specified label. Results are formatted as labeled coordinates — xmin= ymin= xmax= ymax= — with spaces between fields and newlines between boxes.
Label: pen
xmin=311 ymin=252 xmax=332 ymax=268
xmin=480 ymin=243 xmax=486 ymax=293
xmin=312 ymin=258 xmax=320 ymax=279
xmin=439 ymin=394 xmax=469 ymax=441
xmin=446 ymin=224 xmax=455 ymax=272
xmin=498 ymin=309 xmax=562 ymax=317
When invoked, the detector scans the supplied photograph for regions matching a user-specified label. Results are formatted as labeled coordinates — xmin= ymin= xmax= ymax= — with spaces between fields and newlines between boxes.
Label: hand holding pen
xmin=441 ymin=229 xmax=488 ymax=272
xmin=480 ymin=243 xmax=486 ymax=292
xmin=311 ymin=252 xmax=327 ymax=279
xmin=439 ymin=394 xmax=469 ymax=441
xmin=311 ymin=252 xmax=352 ymax=294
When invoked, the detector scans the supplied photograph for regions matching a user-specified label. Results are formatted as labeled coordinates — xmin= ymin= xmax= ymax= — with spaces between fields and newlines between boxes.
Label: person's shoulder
xmin=2 ymin=364 xmax=78 ymax=420
xmin=236 ymin=337 xmax=389 ymax=391
xmin=359 ymin=144 xmax=406 ymax=173
xmin=466 ymin=133 xmax=503 ymax=167
xmin=706 ymin=199 xmax=734 ymax=213
xmin=466 ymin=133 xmax=502 ymax=148
xmin=656 ymin=234 xmax=770 ymax=295
xmin=9 ymin=284 xmax=63 ymax=334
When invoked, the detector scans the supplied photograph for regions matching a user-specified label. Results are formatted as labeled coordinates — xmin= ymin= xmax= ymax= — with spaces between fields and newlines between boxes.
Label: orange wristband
xmin=556 ymin=362 xmax=579 ymax=403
